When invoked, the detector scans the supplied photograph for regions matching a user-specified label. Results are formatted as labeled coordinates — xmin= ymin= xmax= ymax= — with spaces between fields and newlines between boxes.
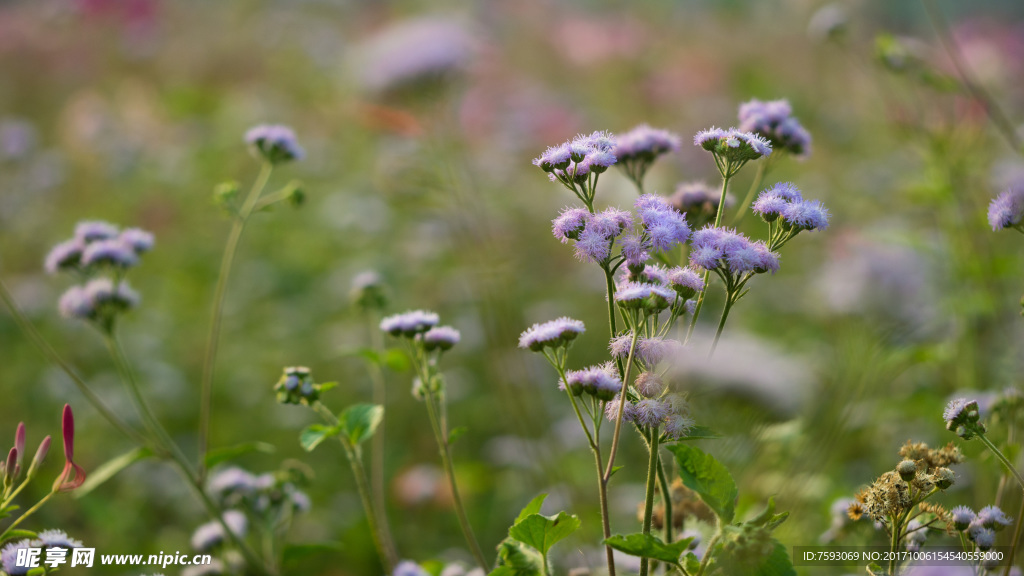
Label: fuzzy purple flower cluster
xmin=738 ymin=99 xmax=812 ymax=158
xmin=987 ymin=186 xmax=1024 ymax=231
xmin=609 ymin=335 xmax=684 ymax=368
xmin=690 ymin=226 xmax=780 ymax=276
xmin=694 ymin=126 xmax=772 ymax=165
xmin=561 ymin=363 xmax=621 ymax=401
xmin=518 ymin=317 xmax=586 ymax=351
xmin=752 ymin=182 xmax=830 ymax=231
xmin=245 ymin=124 xmax=304 ymax=164
xmin=533 ymin=131 xmax=617 ymax=186
xmin=552 ymin=206 xmax=632 ymax=263
xmin=613 ymin=125 xmax=681 ymax=162
xmin=605 ymin=393 xmax=694 ymax=439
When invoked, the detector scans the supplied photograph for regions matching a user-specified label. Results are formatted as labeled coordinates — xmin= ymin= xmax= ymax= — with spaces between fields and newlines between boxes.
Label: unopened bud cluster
xmin=274 ymin=366 xmax=320 ymax=405
xmin=944 ymin=398 xmax=985 ymax=439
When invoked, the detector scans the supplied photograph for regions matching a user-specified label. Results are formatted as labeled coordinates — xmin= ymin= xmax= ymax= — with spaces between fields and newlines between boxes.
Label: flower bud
xmin=273 ymin=366 xmax=319 ymax=405
xmin=14 ymin=423 xmax=25 ymax=468
xmin=933 ymin=467 xmax=955 ymax=490
xmin=896 ymin=460 xmax=917 ymax=482
xmin=4 ymin=447 xmax=16 ymax=482
xmin=213 ymin=181 xmax=240 ymax=207
xmin=28 ymin=435 xmax=51 ymax=477
xmin=283 ymin=181 xmax=305 ymax=208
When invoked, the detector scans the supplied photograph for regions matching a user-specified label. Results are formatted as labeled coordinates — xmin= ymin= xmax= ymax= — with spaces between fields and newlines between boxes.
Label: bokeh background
xmin=2 ymin=0 xmax=1024 ymax=574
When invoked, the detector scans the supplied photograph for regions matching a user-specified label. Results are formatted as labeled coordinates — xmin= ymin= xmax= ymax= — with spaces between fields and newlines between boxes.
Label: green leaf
xmin=1 ymin=530 xmax=37 ymax=544
xmin=603 ymin=533 xmax=694 ymax=565
xmin=75 ymin=447 xmax=153 ymax=498
xmin=509 ymin=511 xmax=581 ymax=556
xmin=683 ymin=552 xmax=701 ymax=574
xmin=383 ymin=348 xmax=411 ymax=372
xmin=448 ymin=426 xmax=469 ymax=445
xmin=319 ymin=381 xmax=338 ymax=393
xmin=515 ymin=494 xmax=548 ymax=524
xmin=667 ymin=444 xmax=738 ymax=523
xmin=204 ymin=442 xmax=276 ymax=469
xmin=755 ymin=540 xmax=796 ymax=576
xmin=492 ymin=537 xmax=544 ymax=576
xmin=866 ymin=562 xmax=888 ymax=576
xmin=300 ymin=424 xmax=341 ymax=452
xmin=609 ymin=465 xmax=625 ymax=478
xmin=339 ymin=404 xmax=384 ymax=446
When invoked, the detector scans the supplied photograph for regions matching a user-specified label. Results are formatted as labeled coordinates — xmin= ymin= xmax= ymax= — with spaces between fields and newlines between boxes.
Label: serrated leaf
xmin=204 ymin=442 xmax=276 ymax=469
xmin=515 ymin=494 xmax=548 ymax=524
xmin=492 ymin=537 xmax=544 ymax=576
xmin=755 ymin=539 xmax=796 ymax=576
xmin=75 ymin=447 xmax=153 ymax=498
xmin=300 ymin=424 xmax=341 ymax=452
xmin=509 ymin=512 xmax=580 ymax=556
xmin=1 ymin=530 xmax=37 ymax=544
xmin=603 ymin=533 xmax=693 ymax=565
xmin=683 ymin=552 xmax=701 ymax=574
xmin=448 ymin=426 xmax=468 ymax=445
xmin=667 ymin=444 xmax=738 ymax=523
xmin=340 ymin=404 xmax=384 ymax=446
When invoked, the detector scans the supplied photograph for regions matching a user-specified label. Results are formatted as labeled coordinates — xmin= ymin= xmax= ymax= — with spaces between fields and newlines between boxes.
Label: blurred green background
xmin=2 ymin=0 xmax=1024 ymax=574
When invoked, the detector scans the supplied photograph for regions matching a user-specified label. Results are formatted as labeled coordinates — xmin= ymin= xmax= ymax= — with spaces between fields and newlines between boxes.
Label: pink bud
xmin=5 ymin=447 xmax=16 ymax=481
xmin=61 ymin=404 xmax=74 ymax=463
xmin=14 ymin=422 xmax=25 ymax=467
xmin=33 ymin=435 xmax=51 ymax=468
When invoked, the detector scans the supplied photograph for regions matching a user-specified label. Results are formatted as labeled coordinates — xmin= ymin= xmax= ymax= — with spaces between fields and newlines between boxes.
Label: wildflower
xmin=690 ymin=226 xmax=781 ymax=276
xmin=380 ymin=310 xmax=440 ymax=337
xmin=420 ymin=326 xmax=460 ymax=351
xmin=670 ymin=181 xmax=731 ymax=227
xmin=191 ymin=511 xmax=247 ymax=552
xmin=33 ymin=530 xmax=83 ymax=549
xmin=44 ymin=239 xmax=84 ymax=274
xmin=663 ymin=413 xmax=695 ymax=439
xmin=634 ymin=399 xmax=671 ymax=428
xmin=972 ymin=526 xmax=996 ymax=550
xmin=619 ymin=233 xmax=650 ymax=267
xmin=274 ymin=366 xmax=320 ymax=405
xmin=565 ymin=365 xmax=621 ymax=401
xmin=1 ymin=540 xmax=33 ymax=576
xmin=118 ymin=228 xmax=155 ymax=253
xmin=905 ymin=519 xmax=927 ymax=552
xmin=635 ymin=194 xmax=691 ymax=251
xmin=552 ymin=207 xmax=591 ymax=243
xmin=74 ymin=220 xmax=119 ymax=242
xmin=950 ymin=506 xmax=976 ymax=531
xmin=667 ymin=266 xmax=704 ymax=299
xmin=605 ymin=395 xmax=636 ymax=423
xmin=353 ymin=17 xmax=473 ymax=94
xmin=518 ymin=317 xmax=585 ymax=352
xmin=613 ymin=124 xmax=681 ymax=185
xmin=943 ymin=398 xmax=980 ymax=431
xmin=244 ymin=124 xmax=304 ymax=164
xmin=58 ymin=286 xmax=92 ymax=320
xmin=896 ymin=459 xmax=917 ymax=481
xmin=53 ymin=404 xmax=86 ymax=492
xmin=978 ymin=505 xmax=1013 ymax=531
xmin=752 ymin=183 xmax=829 ymax=231
xmin=693 ymin=126 xmax=771 ymax=176
xmin=350 ymin=270 xmax=387 ymax=310
xmin=536 ymin=131 xmax=617 ymax=196
xmin=394 ymin=561 xmax=431 ymax=576
xmin=81 ymin=239 xmax=139 ymax=269
xmin=988 ymin=187 xmax=1024 ymax=231
xmin=737 ymin=99 xmax=812 ymax=158
xmin=208 ymin=467 xmax=258 ymax=500
xmin=634 ymin=372 xmax=664 ymax=398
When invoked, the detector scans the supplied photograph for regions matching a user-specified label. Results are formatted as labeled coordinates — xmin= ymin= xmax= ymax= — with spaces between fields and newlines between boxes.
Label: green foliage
xmin=490 ymin=538 xmax=546 ymax=576
xmin=339 ymin=404 xmax=384 ymax=446
xmin=508 ymin=511 xmax=580 ymax=557
xmin=492 ymin=493 xmax=581 ymax=575
xmin=299 ymin=423 xmax=340 ymax=452
xmin=603 ymin=533 xmax=694 ymax=566
xmin=667 ymin=444 xmax=738 ymax=523
xmin=75 ymin=447 xmax=154 ymax=498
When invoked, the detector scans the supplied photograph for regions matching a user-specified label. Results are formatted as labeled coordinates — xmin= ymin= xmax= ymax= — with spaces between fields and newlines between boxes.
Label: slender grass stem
xmin=709 ymin=295 xmax=736 ymax=358
xmin=657 ymin=457 xmax=673 ymax=545
xmin=640 ymin=429 xmax=660 ymax=576
xmin=978 ymin=434 xmax=1024 ymax=490
xmin=198 ymin=161 xmax=273 ymax=479
xmin=363 ymin=313 xmax=397 ymax=569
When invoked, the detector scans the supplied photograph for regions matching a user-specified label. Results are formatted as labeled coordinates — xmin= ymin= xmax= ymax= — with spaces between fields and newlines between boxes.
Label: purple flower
xmin=588 ymin=207 xmax=633 ymax=238
xmin=667 ymin=266 xmax=704 ymax=298
xmin=119 ymin=228 xmax=155 ymax=253
xmin=33 ymin=530 xmax=83 ymax=549
xmin=951 ymin=506 xmax=976 ymax=531
xmin=394 ymin=561 xmax=431 ymax=576
xmin=536 ymin=131 xmax=617 ymax=185
xmin=634 ymin=399 xmax=671 ymax=428
xmin=635 ymin=194 xmax=690 ymax=251
xmin=45 ymin=239 xmax=84 ymax=274
xmin=614 ymin=125 xmax=681 ymax=161
xmin=943 ymin=397 xmax=977 ymax=429
xmin=634 ymin=372 xmax=663 ymax=398
xmin=694 ymin=126 xmax=772 ymax=167
xmin=1 ymin=539 xmax=33 ymax=575
xmin=978 ymin=505 xmax=1013 ymax=530
xmin=972 ymin=526 xmax=996 ymax=550
xmin=988 ymin=187 xmax=1024 ymax=231
xmin=636 ymin=337 xmax=669 ymax=366
xmin=58 ymin=286 xmax=93 ymax=319
xmin=664 ymin=413 xmax=695 ymax=439
xmin=518 ymin=317 xmax=585 ymax=351
xmin=245 ymin=124 xmax=304 ymax=164
xmin=380 ymin=310 xmax=440 ymax=337
xmin=738 ymin=99 xmax=812 ymax=158
xmin=690 ymin=225 xmax=780 ymax=276
xmin=354 ymin=17 xmax=472 ymax=94
xmin=619 ymin=233 xmax=650 ymax=266
xmin=565 ymin=364 xmax=622 ymax=401
xmin=574 ymin=227 xmax=611 ymax=263
xmin=752 ymin=183 xmax=799 ymax=222
xmin=781 ymin=199 xmax=830 ymax=231
xmin=84 ymin=278 xmax=140 ymax=310
xmin=534 ymin=144 xmax=573 ymax=172
xmin=420 ymin=326 xmax=460 ymax=351
xmin=74 ymin=221 xmax=119 ymax=243
xmin=605 ymin=395 xmax=636 ymax=422
xmin=552 ymin=207 xmax=591 ymax=243
xmin=81 ymin=239 xmax=139 ymax=269
xmin=208 ymin=467 xmax=258 ymax=499
xmin=690 ymin=245 xmax=723 ymax=270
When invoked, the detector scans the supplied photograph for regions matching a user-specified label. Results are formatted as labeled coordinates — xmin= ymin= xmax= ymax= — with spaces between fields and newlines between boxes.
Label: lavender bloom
xmin=74 ymin=220 xmax=119 ymax=242
xmin=44 ymin=239 xmax=84 ymax=274
xmin=613 ymin=124 xmax=682 ymax=184
xmin=752 ymin=183 xmax=802 ymax=222
xmin=988 ymin=187 xmax=1024 ymax=231
xmin=420 ymin=325 xmax=460 ymax=351
xmin=119 ymin=228 xmax=155 ymax=253
xmin=667 ymin=266 xmax=704 ymax=298
xmin=574 ymin=227 xmax=611 ymax=263
xmin=670 ymin=181 xmax=732 ymax=227
xmin=552 ymin=207 xmax=590 ymax=242
xmin=664 ymin=413 xmax=695 ymax=439
xmin=693 ymin=126 xmax=772 ymax=170
xmin=738 ymin=99 xmax=812 ymax=158
xmin=605 ymin=395 xmax=636 ymax=423
xmin=84 ymin=278 xmax=140 ymax=310
xmin=619 ymin=233 xmax=650 ymax=266
xmin=951 ymin=506 xmax=976 ymax=531
xmin=518 ymin=317 xmax=585 ymax=351
xmin=565 ymin=364 xmax=622 ymax=401
xmin=635 ymin=338 xmax=669 ymax=366
xmin=33 ymin=530 xmax=83 ymax=549
xmin=973 ymin=527 xmax=996 ymax=550
xmin=943 ymin=397 xmax=980 ymax=431
xmin=81 ymin=239 xmax=139 ymax=269
xmin=690 ymin=226 xmax=780 ymax=276
xmin=781 ymin=200 xmax=830 ymax=231
xmin=634 ymin=372 xmax=664 ymax=398
xmin=245 ymin=124 xmax=304 ymax=164
xmin=380 ymin=310 xmax=440 ymax=337
xmin=535 ymin=145 xmax=572 ymax=172
xmin=1 ymin=539 xmax=33 ymax=575
xmin=535 ymin=131 xmax=617 ymax=187
xmin=634 ymin=399 xmax=671 ymax=428
xmin=59 ymin=286 xmax=93 ymax=319
xmin=635 ymin=194 xmax=690 ymax=252
xmin=978 ymin=505 xmax=1013 ymax=530
xmin=207 ymin=467 xmax=258 ymax=500
xmin=191 ymin=511 xmax=248 ymax=552
xmin=394 ymin=561 xmax=431 ymax=576
xmin=354 ymin=17 xmax=473 ymax=94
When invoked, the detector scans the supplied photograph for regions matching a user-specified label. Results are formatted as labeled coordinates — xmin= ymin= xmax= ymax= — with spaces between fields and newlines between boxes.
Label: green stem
xmin=695 ymin=529 xmax=720 ymax=576
xmin=0 ymin=491 xmax=55 ymax=539
xmin=364 ymin=313 xmax=397 ymax=569
xmin=423 ymin=390 xmax=489 ymax=570
xmin=603 ymin=328 xmax=642 ymax=480
xmin=657 ymin=458 xmax=674 ymax=545
xmin=730 ymin=160 xmax=769 ymax=226
xmin=0 ymin=280 xmax=145 ymax=445
xmin=978 ymin=434 xmax=1024 ymax=490
xmin=686 ymin=175 xmax=731 ymax=344
xmin=1004 ymin=478 xmax=1024 ymax=576
xmin=198 ymin=161 xmax=273 ymax=479
xmin=640 ymin=429 xmax=661 ymax=576
xmin=888 ymin=514 xmax=900 ymax=574
xmin=594 ymin=447 xmax=616 ymax=576
xmin=709 ymin=293 xmax=737 ymax=358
